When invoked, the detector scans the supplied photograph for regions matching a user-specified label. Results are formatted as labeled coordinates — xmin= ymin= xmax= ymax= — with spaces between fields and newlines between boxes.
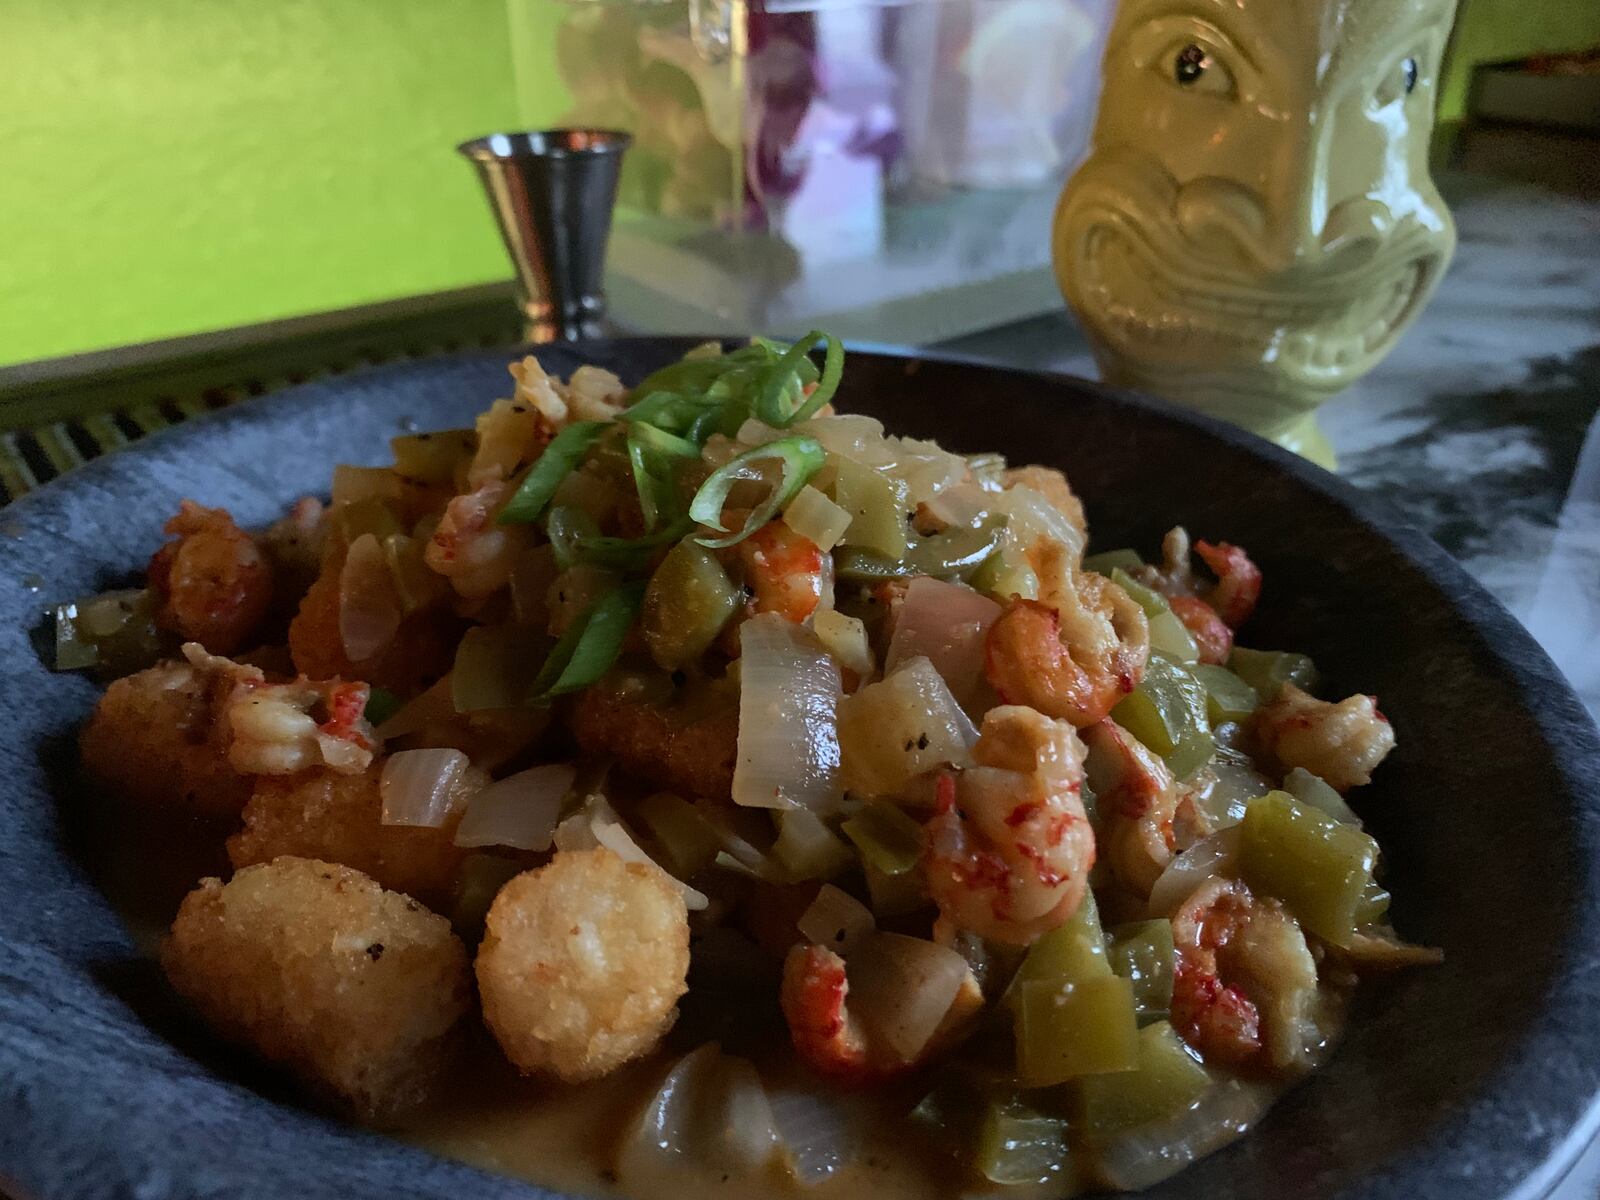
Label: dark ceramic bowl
xmin=1 ymin=342 xmax=1597 ymax=1200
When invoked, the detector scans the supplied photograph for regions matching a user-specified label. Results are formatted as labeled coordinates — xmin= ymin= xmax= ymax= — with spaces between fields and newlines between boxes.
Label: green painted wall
xmin=0 ymin=0 xmax=525 ymax=366
xmin=1441 ymin=0 xmax=1600 ymax=123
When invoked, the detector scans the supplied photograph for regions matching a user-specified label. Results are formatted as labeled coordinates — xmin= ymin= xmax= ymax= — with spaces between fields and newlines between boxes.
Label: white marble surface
xmin=935 ymin=170 xmax=1600 ymax=725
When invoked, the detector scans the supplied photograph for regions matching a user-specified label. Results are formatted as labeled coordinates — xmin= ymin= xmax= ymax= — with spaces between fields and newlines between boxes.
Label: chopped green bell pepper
xmin=841 ymin=801 xmax=925 ymax=877
xmin=640 ymin=539 xmax=742 ymax=671
xmin=1014 ymin=975 xmax=1141 ymax=1085
xmin=1112 ymin=656 xmax=1214 ymax=779
xmin=1082 ymin=549 xmax=1144 ymax=576
xmin=1228 ymin=647 xmax=1320 ymax=701
xmin=975 ymin=1099 xmax=1074 ymax=1186
xmin=1109 ymin=568 xmax=1169 ymax=619
xmin=1238 ymin=791 xmax=1381 ymax=945
xmin=1107 ymin=920 xmax=1176 ymax=1024
xmin=1074 ymin=1021 xmax=1211 ymax=1141
xmin=1192 ymin=664 xmax=1261 ymax=724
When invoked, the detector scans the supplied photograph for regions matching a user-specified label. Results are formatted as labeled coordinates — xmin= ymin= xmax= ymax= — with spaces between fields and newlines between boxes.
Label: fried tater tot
xmin=569 ymin=683 xmax=736 ymax=801
xmin=79 ymin=658 xmax=250 ymax=820
xmin=287 ymin=565 xmax=457 ymax=697
xmin=162 ymin=857 xmax=469 ymax=1122
xmin=476 ymin=848 xmax=690 ymax=1082
xmin=228 ymin=761 xmax=480 ymax=908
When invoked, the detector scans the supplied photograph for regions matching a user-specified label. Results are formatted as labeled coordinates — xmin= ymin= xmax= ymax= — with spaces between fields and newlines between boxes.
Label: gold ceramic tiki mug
xmin=1054 ymin=0 xmax=1459 ymax=467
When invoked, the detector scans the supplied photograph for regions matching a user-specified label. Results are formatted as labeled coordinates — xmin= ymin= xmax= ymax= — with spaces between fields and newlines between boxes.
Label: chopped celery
xmin=1108 ymin=568 xmax=1169 ymax=619
xmin=971 ymin=547 xmax=1039 ymax=602
xmin=829 ymin=455 xmax=910 ymax=560
xmin=1192 ymin=664 xmax=1261 ymax=724
xmin=1112 ymin=656 xmax=1214 ymax=778
xmin=864 ymin=861 xmax=927 ymax=918
xmin=975 ymin=1099 xmax=1074 ymax=1186
xmin=335 ymin=496 xmax=404 ymax=548
xmin=636 ymin=793 xmax=722 ymax=877
xmin=782 ymin=484 xmax=852 ymax=551
xmin=1148 ymin=611 xmax=1200 ymax=664
xmin=1082 ymin=549 xmax=1144 ymax=576
xmin=772 ymin=807 xmax=854 ymax=881
xmin=841 ymin=801 xmax=924 ymax=876
xmin=1107 ymin=921 xmax=1175 ymax=1024
xmin=1283 ymin=766 xmax=1363 ymax=825
xmin=640 ymin=539 xmax=742 ymax=671
xmin=453 ymin=624 xmax=546 ymax=712
xmin=1228 ymin=647 xmax=1320 ymax=701
xmin=1238 ymin=791 xmax=1380 ymax=945
xmin=383 ymin=533 xmax=446 ymax=615
xmin=1014 ymin=890 xmax=1112 ymax=987
xmin=53 ymin=603 xmax=99 ymax=670
xmin=391 ymin=429 xmax=475 ymax=483
xmin=1074 ymin=1022 xmax=1211 ymax=1141
xmin=1014 ymin=975 xmax=1140 ymax=1084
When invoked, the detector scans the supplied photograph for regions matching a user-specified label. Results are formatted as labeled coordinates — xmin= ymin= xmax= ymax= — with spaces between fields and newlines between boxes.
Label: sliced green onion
xmin=756 ymin=331 xmax=843 ymax=428
xmin=627 ymin=421 xmax=698 ymax=530
xmin=574 ymin=517 xmax=694 ymax=572
xmin=689 ymin=436 xmax=826 ymax=550
xmin=498 ymin=420 xmax=609 ymax=525
xmin=527 ymin=581 xmax=646 ymax=702
xmin=363 ymin=687 xmax=403 ymax=726
xmin=841 ymin=801 xmax=925 ymax=876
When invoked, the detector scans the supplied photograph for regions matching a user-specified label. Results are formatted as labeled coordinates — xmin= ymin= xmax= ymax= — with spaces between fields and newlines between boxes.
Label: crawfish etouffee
xmin=66 ymin=336 xmax=1438 ymax=1198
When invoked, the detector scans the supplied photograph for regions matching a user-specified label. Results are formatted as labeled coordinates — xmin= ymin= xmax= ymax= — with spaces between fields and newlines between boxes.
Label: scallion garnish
xmin=689 ymin=436 xmax=827 ymax=549
xmin=528 ymin=581 xmax=647 ymax=702
xmin=497 ymin=420 xmax=610 ymax=525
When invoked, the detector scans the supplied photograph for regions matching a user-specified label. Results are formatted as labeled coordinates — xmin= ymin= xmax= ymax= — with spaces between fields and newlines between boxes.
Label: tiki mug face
xmin=1054 ymin=0 xmax=1458 ymax=465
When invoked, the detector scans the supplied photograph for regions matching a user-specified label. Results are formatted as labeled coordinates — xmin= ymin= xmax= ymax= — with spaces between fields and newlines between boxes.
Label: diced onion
xmin=1284 ymin=767 xmax=1363 ymax=826
xmin=838 ymin=657 xmax=978 ymax=798
xmin=883 ymin=577 xmax=1000 ymax=711
xmin=617 ymin=1044 xmax=780 ymax=1189
xmin=768 ymin=1085 xmax=863 ymax=1187
xmin=1147 ymin=826 xmax=1242 ymax=917
xmin=453 ymin=763 xmax=575 ymax=850
xmin=783 ymin=485 xmax=852 ymax=552
xmin=843 ymin=932 xmax=971 ymax=1063
xmin=1096 ymin=1080 xmax=1271 ymax=1192
xmin=734 ymin=615 xmax=844 ymax=813
xmin=379 ymin=748 xmax=469 ymax=827
xmin=735 ymin=417 xmax=786 ymax=447
xmin=922 ymin=479 xmax=991 ymax=530
xmin=339 ymin=532 xmax=402 ymax=662
xmin=557 ymin=795 xmax=709 ymax=910
xmin=796 ymin=884 xmax=876 ymax=952
xmin=813 ymin=609 xmax=875 ymax=679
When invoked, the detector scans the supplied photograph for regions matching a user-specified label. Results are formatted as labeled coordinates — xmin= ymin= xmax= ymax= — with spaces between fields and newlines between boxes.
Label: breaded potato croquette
xmin=79 ymin=658 xmax=250 ymax=820
xmin=288 ymin=565 xmax=457 ymax=696
xmin=570 ymin=681 xmax=737 ymax=801
xmin=162 ymin=857 xmax=469 ymax=1121
xmin=228 ymin=762 xmax=481 ymax=908
xmin=476 ymin=848 xmax=690 ymax=1082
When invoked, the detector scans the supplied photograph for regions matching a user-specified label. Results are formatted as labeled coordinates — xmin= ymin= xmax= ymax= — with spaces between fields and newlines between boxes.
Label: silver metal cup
xmin=457 ymin=129 xmax=632 ymax=343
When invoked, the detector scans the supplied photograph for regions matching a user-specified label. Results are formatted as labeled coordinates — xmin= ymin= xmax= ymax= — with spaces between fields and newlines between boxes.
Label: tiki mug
xmin=1053 ymin=0 xmax=1458 ymax=467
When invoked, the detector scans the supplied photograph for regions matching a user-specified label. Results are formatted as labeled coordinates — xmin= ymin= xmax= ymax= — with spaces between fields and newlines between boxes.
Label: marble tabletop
xmin=932 ymin=170 xmax=1600 ymax=729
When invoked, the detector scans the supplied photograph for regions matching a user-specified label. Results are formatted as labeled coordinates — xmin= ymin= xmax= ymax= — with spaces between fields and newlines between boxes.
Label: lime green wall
xmin=1441 ymin=0 xmax=1600 ymax=122
xmin=0 ymin=0 xmax=525 ymax=366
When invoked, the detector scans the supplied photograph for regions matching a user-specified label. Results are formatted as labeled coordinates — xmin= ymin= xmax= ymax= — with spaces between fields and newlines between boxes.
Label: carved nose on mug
xmin=1317 ymin=197 xmax=1393 ymax=269
xmin=1174 ymin=177 xmax=1271 ymax=270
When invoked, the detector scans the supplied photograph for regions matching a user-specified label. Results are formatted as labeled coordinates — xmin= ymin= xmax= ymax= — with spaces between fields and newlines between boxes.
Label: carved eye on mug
xmin=1375 ymin=54 xmax=1423 ymax=106
xmin=1166 ymin=42 xmax=1236 ymax=97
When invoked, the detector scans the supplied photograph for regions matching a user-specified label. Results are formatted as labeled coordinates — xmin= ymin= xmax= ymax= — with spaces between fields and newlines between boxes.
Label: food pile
xmin=68 ymin=337 xmax=1436 ymax=1195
